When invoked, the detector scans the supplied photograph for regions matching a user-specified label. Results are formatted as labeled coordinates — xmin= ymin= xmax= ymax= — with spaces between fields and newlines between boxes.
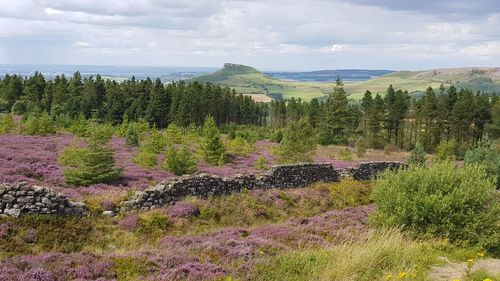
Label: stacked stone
xmin=351 ymin=161 xmax=406 ymax=181
xmin=257 ymin=163 xmax=340 ymax=188
xmin=0 ymin=182 xmax=88 ymax=217
xmin=122 ymin=163 xmax=342 ymax=211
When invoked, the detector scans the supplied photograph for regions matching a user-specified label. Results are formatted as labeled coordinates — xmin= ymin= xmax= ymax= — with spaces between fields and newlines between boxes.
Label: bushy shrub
xmin=434 ymin=139 xmax=457 ymax=162
xmin=337 ymin=147 xmax=353 ymax=161
xmin=112 ymin=257 xmax=151 ymax=281
xmin=275 ymin=118 xmax=315 ymax=164
xmin=162 ymin=145 xmax=197 ymax=176
xmin=125 ymin=123 xmax=140 ymax=147
xmin=133 ymin=150 xmax=158 ymax=168
xmin=142 ymin=129 xmax=167 ymax=154
xmin=165 ymin=123 xmax=184 ymax=145
xmin=355 ymin=140 xmax=367 ymax=158
xmin=271 ymin=130 xmax=284 ymax=143
xmin=11 ymin=100 xmax=27 ymax=114
xmin=133 ymin=129 xmax=167 ymax=168
xmin=53 ymin=113 xmax=73 ymax=129
xmin=60 ymin=128 xmax=121 ymax=186
xmin=326 ymin=180 xmax=372 ymax=209
xmin=407 ymin=143 xmax=427 ymax=166
xmin=68 ymin=113 xmax=90 ymax=137
xmin=372 ymin=163 xmax=499 ymax=253
xmin=137 ymin=212 xmax=170 ymax=236
xmin=254 ymin=156 xmax=269 ymax=171
xmin=22 ymin=112 xmax=56 ymax=136
xmin=226 ymin=136 xmax=256 ymax=157
xmin=0 ymin=114 xmax=15 ymax=134
xmin=201 ymin=116 xmax=225 ymax=166
xmin=464 ymin=136 xmax=500 ymax=189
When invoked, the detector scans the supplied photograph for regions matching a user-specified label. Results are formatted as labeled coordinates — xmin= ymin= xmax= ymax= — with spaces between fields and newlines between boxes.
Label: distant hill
xmin=194 ymin=64 xmax=500 ymax=101
xmin=193 ymin=63 xmax=335 ymax=101
xmin=345 ymin=67 xmax=500 ymax=99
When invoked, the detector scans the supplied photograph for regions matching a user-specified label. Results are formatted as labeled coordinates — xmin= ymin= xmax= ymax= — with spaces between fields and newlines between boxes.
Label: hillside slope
xmin=193 ymin=64 xmax=500 ymax=101
xmin=345 ymin=67 xmax=500 ymax=99
xmin=193 ymin=63 xmax=334 ymax=101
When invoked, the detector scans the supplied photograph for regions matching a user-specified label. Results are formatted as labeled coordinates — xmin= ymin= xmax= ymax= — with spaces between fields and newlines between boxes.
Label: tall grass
xmin=251 ymin=229 xmax=438 ymax=281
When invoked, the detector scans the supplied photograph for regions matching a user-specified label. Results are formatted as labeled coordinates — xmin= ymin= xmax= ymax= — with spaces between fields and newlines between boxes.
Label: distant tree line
xmin=0 ymin=72 xmax=267 ymax=127
xmin=1 ymin=72 xmax=498 ymax=153
xmin=269 ymin=79 xmax=498 ymax=152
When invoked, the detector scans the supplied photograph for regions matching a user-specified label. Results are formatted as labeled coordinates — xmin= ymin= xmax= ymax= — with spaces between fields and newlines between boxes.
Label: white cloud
xmin=0 ymin=0 xmax=499 ymax=69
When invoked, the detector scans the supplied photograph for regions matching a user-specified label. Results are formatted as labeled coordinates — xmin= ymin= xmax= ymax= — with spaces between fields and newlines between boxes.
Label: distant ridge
xmin=194 ymin=64 xmax=500 ymax=101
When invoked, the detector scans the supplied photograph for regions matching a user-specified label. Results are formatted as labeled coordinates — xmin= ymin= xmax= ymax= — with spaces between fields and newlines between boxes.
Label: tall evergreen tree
xmin=319 ymin=77 xmax=349 ymax=144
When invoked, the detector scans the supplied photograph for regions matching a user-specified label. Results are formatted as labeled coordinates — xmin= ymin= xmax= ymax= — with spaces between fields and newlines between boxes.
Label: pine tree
xmin=201 ymin=115 xmax=225 ymax=166
xmin=125 ymin=123 xmax=140 ymax=147
xmin=308 ymin=98 xmax=321 ymax=128
xmin=165 ymin=123 xmax=184 ymax=145
xmin=486 ymin=99 xmax=500 ymax=138
xmin=319 ymin=78 xmax=349 ymax=145
xmin=407 ymin=143 xmax=426 ymax=166
xmin=162 ymin=145 xmax=197 ymax=176
xmin=276 ymin=117 xmax=316 ymax=164
xmin=145 ymin=78 xmax=170 ymax=128
xmin=60 ymin=124 xmax=121 ymax=186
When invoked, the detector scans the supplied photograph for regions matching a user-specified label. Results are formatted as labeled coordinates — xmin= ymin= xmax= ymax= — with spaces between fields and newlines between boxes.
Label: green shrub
xmin=355 ymin=140 xmax=367 ymax=158
xmin=125 ymin=123 xmax=140 ymax=147
xmin=434 ymin=140 xmax=457 ymax=162
xmin=162 ymin=145 xmax=197 ymax=175
xmin=254 ymin=156 xmax=269 ymax=171
xmin=112 ymin=256 xmax=152 ymax=281
xmin=226 ymin=136 xmax=256 ymax=157
xmin=60 ymin=130 xmax=121 ymax=186
xmin=201 ymin=115 xmax=225 ymax=166
xmin=271 ymin=130 xmax=284 ymax=143
xmin=53 ymin=113 xmax=72 ymax=129
xmin=11 ymin=100 xmax=27 ymax=114
xmin=372 ymin=163 xmax=499 ymax=254
xmin=326 ymin=180 xmax=372 ymax=210
xmin=464 ymin=136 xmax=500 ymax=189
xmin=337 ymin=147 xmax=353 ymax=161
xmin=22 ymin=112 xmax=56 ymax=136
xmin=0 ymin=114 xmax=15 ymax=134
xmin=407 ymin=143 xmax=427 ymax=166
xmin=165 ymin=123 xmax=184 ymax=145
xmin=275 ymin=118 xmax=315 ymax=164
xmin=142 ymin=129 xmax=167 ymax=154
xmin=199 ymin=207 xmax=221 ymax=222
xmin=68 ymin=113 xmax=90 ymax=137
xmin=86 ymin=122 xmax=114 ymax=146
xmin=133 ymin=150 xmax=158 ymax=168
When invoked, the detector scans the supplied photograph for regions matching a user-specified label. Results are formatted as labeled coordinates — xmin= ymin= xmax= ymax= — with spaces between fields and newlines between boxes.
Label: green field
xmin=194 ymin=64 xmax=333 ymax=100
xmin=194 ymin=64 xmax=500 ymax=101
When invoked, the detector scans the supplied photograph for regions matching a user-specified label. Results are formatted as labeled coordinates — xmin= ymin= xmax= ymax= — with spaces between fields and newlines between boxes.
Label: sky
xmin=0 ymin=0 xmax=499 ymax=71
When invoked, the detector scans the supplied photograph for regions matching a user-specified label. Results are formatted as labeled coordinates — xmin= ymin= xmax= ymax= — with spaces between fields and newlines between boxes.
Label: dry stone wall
xmin=122 ymin=162 xmax=405 ymax=211
xmin=350 ymin=161 xmax=407 ymax=181
xmin=0 ymin=162 xmax=405 ymax=216
xmin=0 ymin=182 xmax=88 ymax=217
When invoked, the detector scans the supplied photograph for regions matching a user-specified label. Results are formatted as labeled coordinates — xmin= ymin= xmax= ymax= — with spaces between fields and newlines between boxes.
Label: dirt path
xmin=429 ymin=258 xmax=500 ymax=280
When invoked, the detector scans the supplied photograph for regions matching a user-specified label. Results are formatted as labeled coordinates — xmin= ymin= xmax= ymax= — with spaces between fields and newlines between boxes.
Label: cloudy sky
xmin=0 ymin=0 xmax=499 ymax=70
